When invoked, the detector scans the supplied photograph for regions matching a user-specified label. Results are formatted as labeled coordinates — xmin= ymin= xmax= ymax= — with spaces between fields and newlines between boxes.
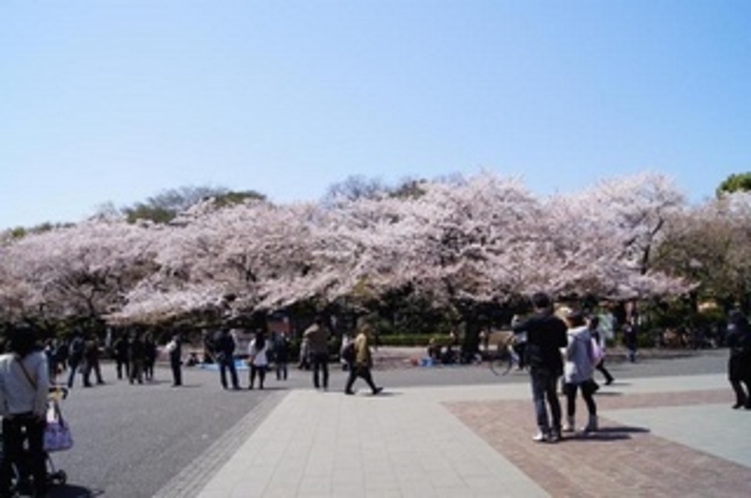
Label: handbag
xmin=44 ymin=402 xmax=74 ymax=452
xmin=591 ymin=337 xmax=604 ymax=365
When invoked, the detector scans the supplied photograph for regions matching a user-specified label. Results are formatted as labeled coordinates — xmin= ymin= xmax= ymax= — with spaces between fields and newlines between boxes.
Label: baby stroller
xmin=0 ymin=385 xmax=70 ymax=494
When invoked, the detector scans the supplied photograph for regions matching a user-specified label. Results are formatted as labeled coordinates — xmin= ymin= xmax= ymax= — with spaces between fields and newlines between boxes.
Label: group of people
xmin=202 ymin=317 xmax=383 ymax=396
xmin=299 ymin=316 xmax=383 ymax=395
xmin=511 ymin=292 xmax=610 ymax=443
xmin=202 ymin=327 xmax=292 ymax=390
xmin=511 ymin=291 xmax=751 ymax=443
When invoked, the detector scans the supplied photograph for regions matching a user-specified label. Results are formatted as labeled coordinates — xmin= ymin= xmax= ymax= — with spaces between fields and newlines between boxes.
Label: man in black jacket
xmin=513 ymin=292 xmax=568 ymax=443
xmin=214 ymin=328 xmax=240 ymax=390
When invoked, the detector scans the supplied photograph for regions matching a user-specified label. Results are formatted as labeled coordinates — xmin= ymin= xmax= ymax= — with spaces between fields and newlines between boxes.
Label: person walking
xmin=0 ymin=326 xmax=50 ymax=498
xmin=66 ymin=330 xmax=85 ymax=388
xmin=726 ymin=310 xmax=751 ymax=409
xmin=166 ymin=334 xmax=183 ymax=387
xmin=247 ymin=330 xmax=269 ymax=390
xmin=214 ymin=328 xmax=240 ymax=390
xmin=588 ymin=316 xmax=614 ymax=386
xmin=303 ymin=316 xmax=331 ymax=390
xmin=562 ymin=311 xmax=599 ymax=434
xmin=82 ymin=335 xmax=105 ymax=387
xmin=344 ymin=323 xmax=383 ymax=396
xmin=512 ymin=292 xmax=568 ymax=443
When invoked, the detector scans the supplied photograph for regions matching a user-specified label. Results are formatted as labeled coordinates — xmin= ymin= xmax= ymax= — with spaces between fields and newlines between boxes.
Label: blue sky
xmin=2 ymin=1 xmax=750 ymax=230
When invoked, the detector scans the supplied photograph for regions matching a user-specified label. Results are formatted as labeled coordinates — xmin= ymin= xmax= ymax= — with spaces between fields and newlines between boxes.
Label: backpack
xmin=69 ymin=337 xmax=84 ymax=361
xmin=341 ymin=341 xmax=356 ymax=364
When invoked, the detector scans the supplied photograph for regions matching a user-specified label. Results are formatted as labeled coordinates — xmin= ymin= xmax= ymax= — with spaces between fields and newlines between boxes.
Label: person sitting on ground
xmin=426 ymin=337 xmax=440 ymax=361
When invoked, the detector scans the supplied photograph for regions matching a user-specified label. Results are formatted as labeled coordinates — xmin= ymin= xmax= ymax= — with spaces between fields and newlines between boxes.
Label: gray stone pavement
xmin=155 ymin=369 xmax=750 ymax=498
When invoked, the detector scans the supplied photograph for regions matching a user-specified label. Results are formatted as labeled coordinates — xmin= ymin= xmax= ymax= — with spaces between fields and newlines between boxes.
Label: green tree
xmin=717 ymin=172 xmax=751 ymax=197
xmin=123 ymin=186 xmax=266 ymax=223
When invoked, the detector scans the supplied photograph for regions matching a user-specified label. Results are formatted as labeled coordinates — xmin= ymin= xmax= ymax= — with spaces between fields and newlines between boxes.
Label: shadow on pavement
xmin=49 ymin=484 xmax=102 ymax=497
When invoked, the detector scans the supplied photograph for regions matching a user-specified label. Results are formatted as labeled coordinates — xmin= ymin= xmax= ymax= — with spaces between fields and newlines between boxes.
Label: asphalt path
xmin=45 ymin=348 xmax=727 ymax=497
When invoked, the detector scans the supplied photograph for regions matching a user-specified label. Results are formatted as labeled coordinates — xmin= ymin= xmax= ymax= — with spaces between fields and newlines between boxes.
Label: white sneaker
xmin=532 ymin=432 xmax=548 ymax=443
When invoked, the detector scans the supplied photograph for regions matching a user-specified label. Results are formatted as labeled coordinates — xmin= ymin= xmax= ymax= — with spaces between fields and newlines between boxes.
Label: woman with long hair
xmin=247 ymin=330 xmax=269 ymax=390
xmin=562 ymin=311 xmax=598 ymax=434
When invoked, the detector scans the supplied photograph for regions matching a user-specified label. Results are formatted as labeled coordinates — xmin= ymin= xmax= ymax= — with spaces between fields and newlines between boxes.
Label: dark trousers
xmin=219 ymin=358 xmax=239 ymax=389
xmin=115 ymin=358 xmax=130 ymax=380
xmin=275 ymin=361 xmax=288 ymax=380
xmin=345 ymin=365 xmax=378 ymax=393
xmin=565 ymin=381 xmax=597 ymax=417
xmin=596 ymin=359 xmax=614 ymax=384
xmin=83 ymin=360 xmax=104 ymax=386
xmin=66 ymin=359 xmax=81 ymax=388
xmin=170 ymin=359 xmax=182 ymax=386
xmin=729 ymin=356 xmax=751 ymax=407
xmin=249 ymin=365 xmax=266 ymax=389
xmin=311 ymin=352 xmax=329 ymax=389
xmin=130 ymin=359 xmax=144 ymax=384
xmin=530 ymin=368 xmax=562 ymax=434
xmin=0 ymin=415 xmax=47 ymax=497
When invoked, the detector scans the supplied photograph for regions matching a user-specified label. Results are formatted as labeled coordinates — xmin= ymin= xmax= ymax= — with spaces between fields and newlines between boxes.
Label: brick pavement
xmin=186 ymin=373 xmax=749 ymax=497
xmin=447 ymin=389 xmax=751 ymax=497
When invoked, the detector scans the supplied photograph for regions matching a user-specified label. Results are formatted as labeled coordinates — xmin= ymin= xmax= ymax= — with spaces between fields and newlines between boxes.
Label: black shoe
xmin=732 ymin=403 xmax=743 ymax=409
xmin=605 ymin=379 xmax=614 ymax=386
xmin=344 ymin=390 xmax=355 ymax=395
xmin=372 ymin=387 xmax=383 ymax=395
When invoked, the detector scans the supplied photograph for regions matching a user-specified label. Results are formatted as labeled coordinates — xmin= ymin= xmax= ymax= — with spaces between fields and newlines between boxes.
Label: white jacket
xmin=247 ymin=339 xmax=269 ymax=367
xmin=563 ymin=326 xmax=595 ymax=384
xmin=0 ymin=351 xmax=49 ymax=417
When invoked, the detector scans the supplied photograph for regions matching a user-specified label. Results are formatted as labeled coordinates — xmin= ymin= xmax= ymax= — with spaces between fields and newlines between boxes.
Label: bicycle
xmin=488 ymin=332 xmax=522 ymax=376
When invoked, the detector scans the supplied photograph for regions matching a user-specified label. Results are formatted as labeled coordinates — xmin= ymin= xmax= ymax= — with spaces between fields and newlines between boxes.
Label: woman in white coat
xmin=562 ymin=310 xmax=598 ymax=434
xmin=247 ymin=330 xmax=269 ymax=390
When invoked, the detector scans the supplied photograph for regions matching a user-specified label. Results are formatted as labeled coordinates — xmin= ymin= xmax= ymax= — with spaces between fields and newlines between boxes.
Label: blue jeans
xmin=219 ymin=357 xmax=239 ymax=389
xmin=530 ymin=368 xmax=562 ymax=434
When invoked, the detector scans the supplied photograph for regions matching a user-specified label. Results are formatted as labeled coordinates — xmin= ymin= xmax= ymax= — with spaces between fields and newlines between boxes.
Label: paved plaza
xmin=152 ymin=370 xmax=751 ymax=498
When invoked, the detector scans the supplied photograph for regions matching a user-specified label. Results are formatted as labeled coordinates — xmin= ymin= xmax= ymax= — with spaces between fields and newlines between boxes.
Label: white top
xmin=563 ymin=326 xmax=595 ymax=384
xmin=0 ymin=351 xmax=50 ymax=417
xmin=247 ymin=339 xmax=269 ymax=367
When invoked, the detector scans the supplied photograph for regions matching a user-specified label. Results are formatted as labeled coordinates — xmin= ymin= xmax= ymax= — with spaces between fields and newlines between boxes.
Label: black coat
xmin=513 ymin=312 xmax=567 ymax=374
xmin=727 ymin=324 xmax=751 ymax=381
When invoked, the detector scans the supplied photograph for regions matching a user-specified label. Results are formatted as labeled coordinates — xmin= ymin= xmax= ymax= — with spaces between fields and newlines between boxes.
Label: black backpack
xmin=69 ymin=337 xmax=84 ymax=360
xmin=341 ymin=341 xmax=356 ymax=364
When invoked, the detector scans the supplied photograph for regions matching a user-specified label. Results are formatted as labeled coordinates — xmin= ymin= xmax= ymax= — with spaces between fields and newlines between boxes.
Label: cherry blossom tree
xmin=0 ymin=170 xmax=699 ymax=333
xmin=0 ymin=217 xmax=160 ymax=323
